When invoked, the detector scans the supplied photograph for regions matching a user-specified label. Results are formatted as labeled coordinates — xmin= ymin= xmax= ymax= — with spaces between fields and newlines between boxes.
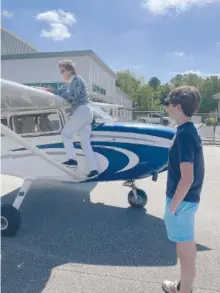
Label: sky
xmin=1 ymin=0 xmax=220 ymax=83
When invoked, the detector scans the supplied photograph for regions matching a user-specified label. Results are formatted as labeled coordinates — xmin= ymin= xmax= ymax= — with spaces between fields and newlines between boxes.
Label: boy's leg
xmin=163 ymin=241 xmax=196 ymax=293
xmin=163 ymin=198 xmax=199 ymax=293
xmin=177 ymin=241 xmax=197 ymax=293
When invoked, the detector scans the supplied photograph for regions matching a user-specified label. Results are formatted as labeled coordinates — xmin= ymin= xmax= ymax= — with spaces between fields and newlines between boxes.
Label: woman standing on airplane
xmin=45 ymin=60 xmax=99 ymax=179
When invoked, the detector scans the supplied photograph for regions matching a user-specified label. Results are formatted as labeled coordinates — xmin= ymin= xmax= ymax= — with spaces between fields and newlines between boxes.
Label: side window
xmin=1 ymin=118 xmax=8 ymax=137
xmin=11 ymin=111 xmax=62 ymax=136
xmin=65 ymin=108 xmax=72 ymax=119
xmin=93 ymin=111 xmax=102 ymax=123
xmin=1 ymin=118 xmax=8 ymax=127
xmin=92 ymin=108 xmax=108 ymax=124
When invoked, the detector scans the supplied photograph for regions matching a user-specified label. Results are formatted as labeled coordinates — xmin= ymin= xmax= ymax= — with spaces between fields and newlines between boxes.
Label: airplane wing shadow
xmin=1 ymin=180 xmax=211 ymax=293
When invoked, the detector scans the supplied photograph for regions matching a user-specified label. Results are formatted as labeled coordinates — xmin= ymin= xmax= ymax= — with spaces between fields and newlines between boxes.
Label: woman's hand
xmin=43 ymin=86 xmax=54 ymax=92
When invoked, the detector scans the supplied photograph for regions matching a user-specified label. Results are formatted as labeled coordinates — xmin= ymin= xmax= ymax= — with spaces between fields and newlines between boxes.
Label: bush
xmin=205 ymin=113 xmax=217 ymax=126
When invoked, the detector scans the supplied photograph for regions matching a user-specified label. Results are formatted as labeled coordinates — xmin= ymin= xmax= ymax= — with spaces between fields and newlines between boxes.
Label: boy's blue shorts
xmin=164 ymin=196 xmax=199 ymax=243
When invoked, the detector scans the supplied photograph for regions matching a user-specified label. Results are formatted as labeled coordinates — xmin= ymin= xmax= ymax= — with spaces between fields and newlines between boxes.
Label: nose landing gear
xmin=123 ymin=180 xmax=148 ymax=208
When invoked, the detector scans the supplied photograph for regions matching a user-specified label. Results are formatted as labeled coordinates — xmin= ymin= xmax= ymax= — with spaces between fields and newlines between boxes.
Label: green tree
xmin=116 ymin=70 xmax=220 ymax=113
xmin=199 ymin=77 xmax=220 ymax=113
xmin=148 ymin=77 xmax=161 ymax=90
xmin=116 ymin=70 xmax=141 ymax=95
xmin=116 ymin=70 xmax=153 ymax=110
xmin=169 ymin=74 xmax=220 ymax=113
xmin=170 ymin=74 xmax=184 ymax=87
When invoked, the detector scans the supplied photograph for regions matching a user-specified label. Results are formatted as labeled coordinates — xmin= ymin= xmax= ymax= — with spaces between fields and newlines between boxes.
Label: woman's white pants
xmin=61 ymin=104 xmax=98 ymax=171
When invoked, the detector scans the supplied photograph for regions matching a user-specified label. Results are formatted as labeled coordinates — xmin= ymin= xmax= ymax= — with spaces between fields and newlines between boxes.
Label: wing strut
xmin=0 ymin=124 xmax=85 ymax=182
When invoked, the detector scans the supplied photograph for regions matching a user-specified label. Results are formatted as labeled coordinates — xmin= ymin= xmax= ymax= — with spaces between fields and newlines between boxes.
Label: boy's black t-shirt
xmin=166 ymin=121 xmax=205 ymax=202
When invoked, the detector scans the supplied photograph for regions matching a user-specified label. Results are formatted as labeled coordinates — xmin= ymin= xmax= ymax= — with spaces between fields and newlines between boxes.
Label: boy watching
xmin=162 ymin=86 xmax=205 ymax=293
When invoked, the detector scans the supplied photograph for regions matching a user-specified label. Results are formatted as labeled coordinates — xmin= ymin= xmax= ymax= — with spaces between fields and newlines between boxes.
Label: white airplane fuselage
xmin=1 ymin=78 xmax=176 ymax=184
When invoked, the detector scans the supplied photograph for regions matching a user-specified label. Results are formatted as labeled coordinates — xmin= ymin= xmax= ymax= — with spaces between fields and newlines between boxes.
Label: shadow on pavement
xmin=1 ymin=180 xmax=211 ymax=293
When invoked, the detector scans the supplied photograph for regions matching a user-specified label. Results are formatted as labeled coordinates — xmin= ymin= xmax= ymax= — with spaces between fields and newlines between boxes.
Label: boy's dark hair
xmin=165 ymin=85 xmax=201 ymax=117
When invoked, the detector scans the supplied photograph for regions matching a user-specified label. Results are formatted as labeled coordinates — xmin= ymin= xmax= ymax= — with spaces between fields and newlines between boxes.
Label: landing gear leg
xmin=123 ymin=180 xmax=148 ymax=208
xmin=1 ymin=179 xmax=32 ymax=237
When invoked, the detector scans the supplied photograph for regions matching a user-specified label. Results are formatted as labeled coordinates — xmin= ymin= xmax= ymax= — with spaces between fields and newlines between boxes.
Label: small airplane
xmin=1 ymin=78 xmax=176 ymax=237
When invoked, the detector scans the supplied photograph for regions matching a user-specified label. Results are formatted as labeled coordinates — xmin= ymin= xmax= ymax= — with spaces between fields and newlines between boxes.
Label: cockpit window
xmin=10 ymin=111 xmax=62 ymax=136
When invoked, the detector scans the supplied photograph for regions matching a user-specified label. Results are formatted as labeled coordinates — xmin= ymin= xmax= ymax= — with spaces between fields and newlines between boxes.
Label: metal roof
xmin=1 ymin=27 xmax=38 ymax=55
xmin=1 ymin=49 xmax=117 ymax=78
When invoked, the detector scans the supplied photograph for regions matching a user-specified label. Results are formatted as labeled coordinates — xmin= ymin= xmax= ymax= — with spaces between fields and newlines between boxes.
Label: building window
xmin=92 ymin=84 xmax=106 ymax=95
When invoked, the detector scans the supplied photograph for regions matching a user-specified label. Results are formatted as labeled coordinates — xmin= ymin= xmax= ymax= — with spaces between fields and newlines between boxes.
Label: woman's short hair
xmin=58 ymin=60 xmax=76 ymax=74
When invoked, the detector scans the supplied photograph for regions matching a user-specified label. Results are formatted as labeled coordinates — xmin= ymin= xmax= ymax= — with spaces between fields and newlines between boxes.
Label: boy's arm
xmin=169 ymin=133 xmax=195 ymax=214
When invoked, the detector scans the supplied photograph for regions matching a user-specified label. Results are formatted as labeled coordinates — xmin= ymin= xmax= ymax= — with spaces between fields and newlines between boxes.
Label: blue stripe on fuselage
xmin=11 ymin=141 xmax=169 ymax=182
xmin=92 ymin=122 xmax=176 ymax=140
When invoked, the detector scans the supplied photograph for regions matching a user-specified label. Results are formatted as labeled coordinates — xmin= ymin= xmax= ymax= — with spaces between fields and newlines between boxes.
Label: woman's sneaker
xmin=162 ymin=280 xmax=192 ymax=293
xmin=162 ymin=280 xmax=179 ymax=293
xmin=87 ymin=170 xmax=99 ymax=178
xmin=63 ymin=159 xmax=78 ymax=168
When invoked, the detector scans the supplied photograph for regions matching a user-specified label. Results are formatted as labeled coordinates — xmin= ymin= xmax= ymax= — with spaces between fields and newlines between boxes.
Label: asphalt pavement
xmin=1 ymin=145 xmax=220 ymax=293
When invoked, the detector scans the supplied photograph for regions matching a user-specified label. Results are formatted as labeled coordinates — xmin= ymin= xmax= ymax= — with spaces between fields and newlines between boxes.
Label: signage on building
xmin=24 ymin=82 xmax=64 ymax=89
xmin=92 ymin=84 xmax=106 ymax=95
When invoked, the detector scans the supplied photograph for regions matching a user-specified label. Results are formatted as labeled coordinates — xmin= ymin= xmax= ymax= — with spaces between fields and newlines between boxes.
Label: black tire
xmin=128 ymin=189 xmax=148 ymax=208
xmin=1 ymin=205 xmax=21 ymax=237
xmin=163 ymin=119 xmax=169 ymax=126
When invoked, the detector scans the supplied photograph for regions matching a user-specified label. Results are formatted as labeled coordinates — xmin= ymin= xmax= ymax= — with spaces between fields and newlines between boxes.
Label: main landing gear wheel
xmin=1 ymin=179 xmax=32 ymax=237
xmin=1 ymin=205 xmax=21 ymax=237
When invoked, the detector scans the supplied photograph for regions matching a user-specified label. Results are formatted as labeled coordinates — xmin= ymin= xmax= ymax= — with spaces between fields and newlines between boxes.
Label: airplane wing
xmin=0 ymin=79 xmax=117 ymax=181
xmin=1 ymin=78 xmax=122 ymax=114
xmin=1 ymin=78 xmax=69 ymax=114
xmin=0 ymin=78 xmax=92 ymax=182
xmin=92 ymin=102 xmax=123 ymax=109
xmin=1 ymin=78 xmax=119 ymax=125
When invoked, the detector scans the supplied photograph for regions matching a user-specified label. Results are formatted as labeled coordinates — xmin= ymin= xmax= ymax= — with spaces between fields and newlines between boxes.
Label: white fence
xmin=198 ymin=125 xmax=220 ymax=144
xmin=129 ymin=111 xmax=220 ymax=144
